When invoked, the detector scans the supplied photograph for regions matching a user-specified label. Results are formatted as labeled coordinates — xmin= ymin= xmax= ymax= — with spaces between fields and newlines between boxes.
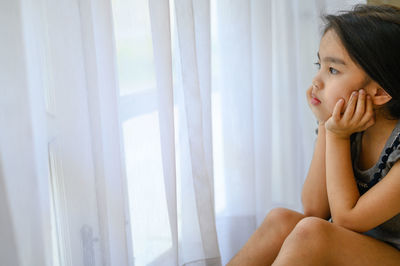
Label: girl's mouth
xmin=311 ymin=94 xmax=321 ymax=105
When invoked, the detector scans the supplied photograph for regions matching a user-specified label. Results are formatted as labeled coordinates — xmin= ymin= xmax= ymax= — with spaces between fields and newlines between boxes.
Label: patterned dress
xmin=351 ymin=119 xmax=400 ymax=250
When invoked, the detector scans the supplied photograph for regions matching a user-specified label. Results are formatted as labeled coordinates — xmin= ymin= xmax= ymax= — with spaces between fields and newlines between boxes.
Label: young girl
xmin=228 ymin=4 xmax=400 ymax=265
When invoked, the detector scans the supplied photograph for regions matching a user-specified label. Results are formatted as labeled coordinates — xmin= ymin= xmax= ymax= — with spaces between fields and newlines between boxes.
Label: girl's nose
xmin=312 ymin=79 xmax=322 ymax=91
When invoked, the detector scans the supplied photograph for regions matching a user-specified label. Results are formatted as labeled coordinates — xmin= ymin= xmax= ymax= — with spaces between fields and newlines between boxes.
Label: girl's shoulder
xmin=352 ymin=120 xmax=400 ymax=184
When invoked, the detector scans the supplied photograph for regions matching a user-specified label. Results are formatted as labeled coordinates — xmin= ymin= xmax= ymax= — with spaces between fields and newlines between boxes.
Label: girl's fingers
xmin=343 ymin=91 xmax=358 ymax=120
xmin=353 ymin=89 xmax=366 ymax=121
xmin=332 ymin=98 xmax=345 ymax=121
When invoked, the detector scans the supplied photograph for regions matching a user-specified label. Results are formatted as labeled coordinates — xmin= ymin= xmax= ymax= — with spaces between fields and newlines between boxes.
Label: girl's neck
xmin=358 ymin=111 xmax=398 ymax=171
xmin=363 ymin=110 xmax=398 ymax=141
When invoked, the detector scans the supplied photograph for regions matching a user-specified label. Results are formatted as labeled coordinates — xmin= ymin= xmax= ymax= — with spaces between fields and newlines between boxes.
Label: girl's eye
xmin=329 ymin=67 xmax=339 ymax=75
xmin=314 ymin=62 xmax=321 ymax=69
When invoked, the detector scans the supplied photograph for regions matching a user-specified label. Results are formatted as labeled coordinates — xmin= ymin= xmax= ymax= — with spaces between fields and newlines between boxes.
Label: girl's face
xmin=310 ymin=29 xmax=372 ymax=122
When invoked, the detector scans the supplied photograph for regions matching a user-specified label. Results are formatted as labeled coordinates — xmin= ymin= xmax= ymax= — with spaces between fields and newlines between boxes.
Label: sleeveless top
xmin=350 ymin=119 xmax=400 ymax=250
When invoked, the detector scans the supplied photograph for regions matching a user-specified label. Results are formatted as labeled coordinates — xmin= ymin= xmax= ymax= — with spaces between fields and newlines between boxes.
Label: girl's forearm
xmin=325 ymin=132 xmax=360 ymax=226
xmin=302 ymin=124 xmax=330 ymax=219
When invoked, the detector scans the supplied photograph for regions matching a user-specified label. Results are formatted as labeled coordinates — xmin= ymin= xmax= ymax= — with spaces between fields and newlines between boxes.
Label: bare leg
xmin=227 ymin=208 xmax=306 ymax=266
xmin=272 ymin=217 xmax=400 ymax=266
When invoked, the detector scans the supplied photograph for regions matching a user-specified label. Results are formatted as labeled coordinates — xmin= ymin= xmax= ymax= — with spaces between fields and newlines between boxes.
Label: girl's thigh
xmin=288 ymin=217 xmax=400 ymax=265
xmin=331 ymin=226 xmax=400 ymax=265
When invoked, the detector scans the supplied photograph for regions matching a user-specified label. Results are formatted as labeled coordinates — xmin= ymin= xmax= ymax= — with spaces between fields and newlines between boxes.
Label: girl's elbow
xmin=302 ymin=205 xmax=330 ymax=220
xmin=331 ymin=216 xmax=368 ymax=233
xmin=331 ymin=216 xmax=352 ymax=230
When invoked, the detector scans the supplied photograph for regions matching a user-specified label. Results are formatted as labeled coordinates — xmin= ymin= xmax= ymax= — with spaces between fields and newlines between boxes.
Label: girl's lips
xmin=311 ymin=94 xmax=321 ymax=105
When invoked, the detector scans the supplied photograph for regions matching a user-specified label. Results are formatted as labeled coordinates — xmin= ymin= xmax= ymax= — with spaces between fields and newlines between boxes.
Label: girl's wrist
xmin=325 ymin=128 xmax=351 ymax=141
xmin=317 ymin=121 xmax=326 ymax=133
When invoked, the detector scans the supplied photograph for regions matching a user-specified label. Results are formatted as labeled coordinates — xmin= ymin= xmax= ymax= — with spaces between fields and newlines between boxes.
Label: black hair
xmin=322 ymin=4 xmax=400 ymax=119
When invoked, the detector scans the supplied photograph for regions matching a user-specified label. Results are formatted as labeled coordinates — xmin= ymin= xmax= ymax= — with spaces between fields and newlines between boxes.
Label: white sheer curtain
xmin=0 ymin=0 xmax=365 ymax=266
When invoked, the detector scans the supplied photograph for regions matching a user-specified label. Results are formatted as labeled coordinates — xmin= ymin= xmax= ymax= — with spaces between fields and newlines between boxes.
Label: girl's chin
xmin=317 ymin=117 xmax=331 ymax=125
xmin=313 ymin=112 xmax=331 ymax=123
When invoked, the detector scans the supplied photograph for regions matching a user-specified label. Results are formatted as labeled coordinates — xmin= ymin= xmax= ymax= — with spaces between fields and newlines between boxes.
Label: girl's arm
xmin=325 ymin=91 xmax=400 ymax=232
xmin=325 ymin=131 xmax=359 ymax=224
xmin=301 ymin=123 xmax=331 ymax=219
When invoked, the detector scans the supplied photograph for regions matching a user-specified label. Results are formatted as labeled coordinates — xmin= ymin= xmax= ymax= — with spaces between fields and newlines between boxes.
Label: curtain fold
xmin=79 ymin=0 xmax=131 ymax=264
xmin=148 ymin=0 xmax=179 ymax=265
xmin=174 ymin=0 xmax=221 ymax=263
xmin=149 ymin=0 xmax=222 ymax=265
xmin=213 ymin=1 xmax=258 ymax=260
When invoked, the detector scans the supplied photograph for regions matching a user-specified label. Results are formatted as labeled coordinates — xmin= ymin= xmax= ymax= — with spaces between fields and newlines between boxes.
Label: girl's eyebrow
xmin=317 ymin=52 xmax=346 ymax=65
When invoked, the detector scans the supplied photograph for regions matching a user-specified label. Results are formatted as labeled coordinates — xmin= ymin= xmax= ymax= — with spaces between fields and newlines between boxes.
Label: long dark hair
xmin=323 ymin=4 xmax=400 ymax=118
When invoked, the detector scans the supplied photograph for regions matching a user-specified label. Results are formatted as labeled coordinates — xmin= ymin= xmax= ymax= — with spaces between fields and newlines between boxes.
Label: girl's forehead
xmin=318 ymin=29 xmax=354 ymax=65
xmin=319 ymin=30 xmax=349 ymax=60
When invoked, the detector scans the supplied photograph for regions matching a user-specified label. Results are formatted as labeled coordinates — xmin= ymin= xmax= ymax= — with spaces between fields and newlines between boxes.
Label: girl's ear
xmin=369 ymin=86 xmax=392 ymax=106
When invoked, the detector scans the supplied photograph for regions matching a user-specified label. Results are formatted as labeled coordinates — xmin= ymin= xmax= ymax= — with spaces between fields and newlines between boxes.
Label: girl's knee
xmin=265 ymin=208 xmax=296 ymax=223
xmin=265 ymin=208 xmax=304 ymax=223
xmin=274 ymin=218 xmax=333 ymax=265
xmin=263 ymin=208 xmax=303 ymax=229
xmin=257 ymin=208 xmax=305 ymax=239
xmin=287 ymin=217 xmax=332 ymax=248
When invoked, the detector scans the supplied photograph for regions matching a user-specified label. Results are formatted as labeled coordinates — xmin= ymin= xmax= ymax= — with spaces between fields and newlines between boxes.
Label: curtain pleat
xmin=149 ymin=0 xmax=221 ymax=265
xmin=174 ymin=0 xmax=221 ymax=263
xmin=148 ymin=0 xmax=179 ymax=265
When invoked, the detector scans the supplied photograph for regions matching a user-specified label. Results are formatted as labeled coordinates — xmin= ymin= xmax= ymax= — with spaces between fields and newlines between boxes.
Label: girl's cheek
xmin=328 ymin=101 xmax=338 ymax=113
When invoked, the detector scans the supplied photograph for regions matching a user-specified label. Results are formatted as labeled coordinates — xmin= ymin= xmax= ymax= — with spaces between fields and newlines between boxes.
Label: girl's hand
xmin=325 ymin=89 xmax=375 ymax=139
